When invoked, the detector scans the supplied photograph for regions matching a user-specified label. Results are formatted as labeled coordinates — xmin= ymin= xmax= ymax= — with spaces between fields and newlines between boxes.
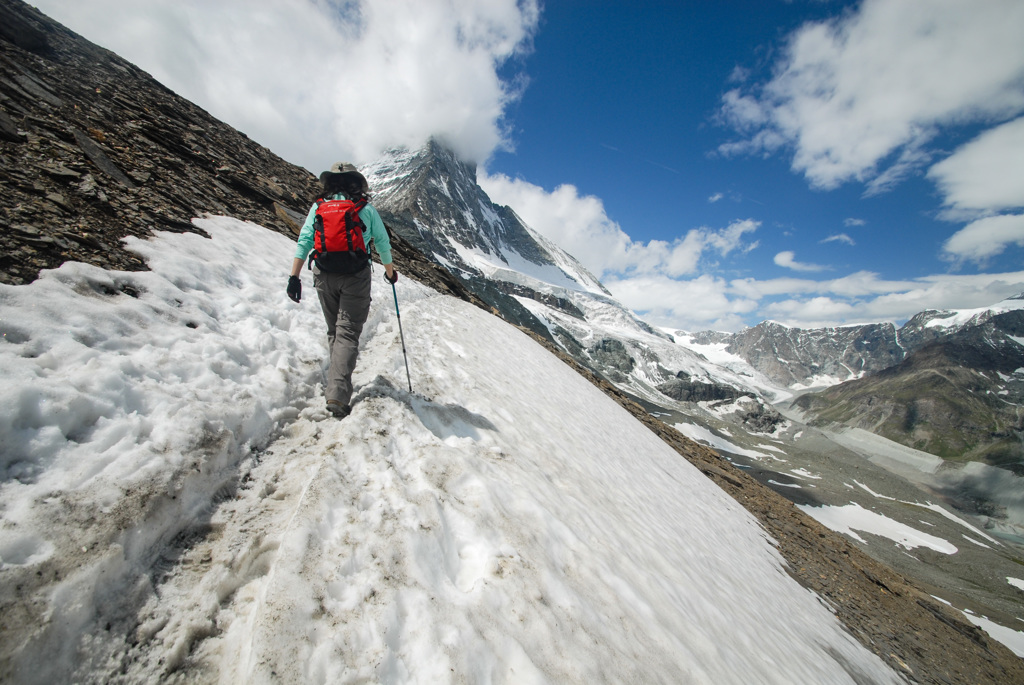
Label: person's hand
xmin=287 ymin=275 xmax=301 ymax=302
xmin=383 ymin=270 xmax=399 ymax=285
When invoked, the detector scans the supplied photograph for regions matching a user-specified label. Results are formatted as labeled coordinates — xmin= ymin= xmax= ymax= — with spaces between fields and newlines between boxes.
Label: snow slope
xmin=0 ymin=218 xmax=902 ymax=683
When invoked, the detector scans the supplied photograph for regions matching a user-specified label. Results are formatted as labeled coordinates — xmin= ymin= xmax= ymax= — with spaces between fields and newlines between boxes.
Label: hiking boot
xmin=326 ymin=400 xmax=351 ymax=418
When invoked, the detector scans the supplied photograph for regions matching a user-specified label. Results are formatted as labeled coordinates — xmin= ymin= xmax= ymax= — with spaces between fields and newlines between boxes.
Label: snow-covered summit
xmin=911 ymin=294 xmax=1024 ymax=331
xmin=361 ymin=139 xmax=608 ymax=296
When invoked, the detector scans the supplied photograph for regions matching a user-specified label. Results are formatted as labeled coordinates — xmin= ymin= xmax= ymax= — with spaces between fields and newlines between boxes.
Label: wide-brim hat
xmin=319 ymin=161 xmax=367 ymax=190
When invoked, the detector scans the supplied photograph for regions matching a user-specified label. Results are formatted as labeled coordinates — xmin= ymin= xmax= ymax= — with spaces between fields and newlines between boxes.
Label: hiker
xmin=287 ymin=162 xmax=397 ymax=418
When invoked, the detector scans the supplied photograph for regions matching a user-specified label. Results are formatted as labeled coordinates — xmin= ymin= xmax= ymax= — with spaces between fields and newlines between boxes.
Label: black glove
xmin=287 ymin=275 xmax=301 ymax=302
xmin=383 ymin=270 xmax=399 ymax=285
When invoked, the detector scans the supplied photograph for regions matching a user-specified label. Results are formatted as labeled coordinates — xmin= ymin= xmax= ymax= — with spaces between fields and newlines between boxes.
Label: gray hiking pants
xmin=313 ymin=266 xmax=372 ymax=406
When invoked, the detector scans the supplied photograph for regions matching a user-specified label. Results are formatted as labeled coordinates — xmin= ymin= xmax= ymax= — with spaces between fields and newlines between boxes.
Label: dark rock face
xmin=492 ymin=280 xmax=586 ymax=319
xmin=657 ymin=371 xmax=749 ymax=403
xmin=589 ymin=338 xmax=634 ymax=371
xmin=0 ymin=0 xmax=325 ymax=284
xmin=736 ymin=399 xmax=785 ymax=434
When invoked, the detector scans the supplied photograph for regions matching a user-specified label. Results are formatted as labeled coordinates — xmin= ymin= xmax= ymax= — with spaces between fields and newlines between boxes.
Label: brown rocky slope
xmin=1 ymin=1 xmax=1022 ymax=682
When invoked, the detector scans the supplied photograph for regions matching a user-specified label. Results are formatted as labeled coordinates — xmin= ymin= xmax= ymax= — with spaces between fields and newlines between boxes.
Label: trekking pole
xmin=391 ymin=281 xmax=413 ymax=392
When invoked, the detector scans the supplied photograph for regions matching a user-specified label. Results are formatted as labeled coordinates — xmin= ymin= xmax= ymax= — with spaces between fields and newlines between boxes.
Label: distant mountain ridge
xmin=792 ymin=306 xmax=1024 ymax=471
xmin=686 ymin=321 xmax=903 ymax=389
xmin=684 ymin=293 xmax=1024 ymax=391
xmin=676 ymin=296 xmax=1024 ymax=469
xmin=897 ymin=293 xmax=1024 ymax=349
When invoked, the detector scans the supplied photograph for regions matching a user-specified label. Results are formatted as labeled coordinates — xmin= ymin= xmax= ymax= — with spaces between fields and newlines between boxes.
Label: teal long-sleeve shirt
xmin=294 ymin=193 xmax=393 ymax=265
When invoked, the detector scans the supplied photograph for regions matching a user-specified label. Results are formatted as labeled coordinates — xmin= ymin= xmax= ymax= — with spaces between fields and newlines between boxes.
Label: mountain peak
xmin=424 ymin=136 xmax=477 ymax=174
xmin=362 ymin=140 xmax=606 ymax=296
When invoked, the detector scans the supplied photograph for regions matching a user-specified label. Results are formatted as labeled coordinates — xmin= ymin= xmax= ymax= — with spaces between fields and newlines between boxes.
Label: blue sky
xmin=34 ymin=0 xmax=1024 ymax=331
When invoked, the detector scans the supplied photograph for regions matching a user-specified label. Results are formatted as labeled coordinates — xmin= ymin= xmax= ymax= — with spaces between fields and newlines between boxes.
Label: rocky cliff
xmin=0 ymin=0 xmax=321 ymax=284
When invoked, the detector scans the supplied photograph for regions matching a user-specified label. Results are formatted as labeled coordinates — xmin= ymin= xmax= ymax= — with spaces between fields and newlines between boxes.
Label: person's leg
xmin=314 ymin=269 xmax=340 ymax=352
xmin=322 ymin=269 xmax=372 ymax=407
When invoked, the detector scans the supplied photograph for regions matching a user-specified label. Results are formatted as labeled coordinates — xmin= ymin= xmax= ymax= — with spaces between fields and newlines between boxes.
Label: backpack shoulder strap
xmin=348 ymin=198 xmax=368 ymax=228
xmin=309 ymin=198 xmax=327 ymax=271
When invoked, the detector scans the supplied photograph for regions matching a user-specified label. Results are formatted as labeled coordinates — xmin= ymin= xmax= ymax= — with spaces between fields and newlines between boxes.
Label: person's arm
xmin=292 ymin=202 xmax=319 ymax=270
xmin=362 ymin=204 xmax=395 ymax=280
xmin=286 ymin=202 xmax=319 ymax=302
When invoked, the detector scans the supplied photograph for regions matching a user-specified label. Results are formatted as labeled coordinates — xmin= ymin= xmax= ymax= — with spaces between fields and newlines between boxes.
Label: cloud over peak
xmin=35 ymin=0 xmax=540 ymax=172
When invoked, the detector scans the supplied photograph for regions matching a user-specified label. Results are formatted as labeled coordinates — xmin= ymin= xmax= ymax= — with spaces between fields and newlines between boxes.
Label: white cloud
xmin=604 ymin=274 xmax=757 ymax=333
xmin=478 ymin=172 xmax=759 ymax=279
xmin=33 ymin=0 xmax=539 ymax=172
xmin=843 ymin=218 xmax=866 ymax=228
xmin=479 ymin=171 xmax=1024 ymax=332
xmin=722 ymin=271 xmax=1024 ymax=330
xmin=708 ymin=192 xmax=724 ymax=203
xmin=757 ymin=272 xmax=1024 ymax=329
xmin=727 ymin=65 xmax=751 ymax=85
xmin=821 ymin=234 xmax=855 ymax=246
xmin=732 ymin=271 xmax=918 ymax=301
xmin=764 ymin=296 xmax=860 ymax=326
xmin=719 ymin=0 xmax=1024 ymax=191
xmin=942 ymin=214 xmax=1024 ymax=264
xmin=478 ymin=173 xmax=632 ymax=276
xmin=606 ymin=269 xmax=1024 ymax=332
xmin=774 ymin=251 xmax=827 ymax=272
xmin=929 ymin=117 xmax=1024 ymax=218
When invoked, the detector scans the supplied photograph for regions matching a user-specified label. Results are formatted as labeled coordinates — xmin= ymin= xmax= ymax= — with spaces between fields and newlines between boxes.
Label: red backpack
xmin=308 ymin=197 xmax=370 ymax=274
